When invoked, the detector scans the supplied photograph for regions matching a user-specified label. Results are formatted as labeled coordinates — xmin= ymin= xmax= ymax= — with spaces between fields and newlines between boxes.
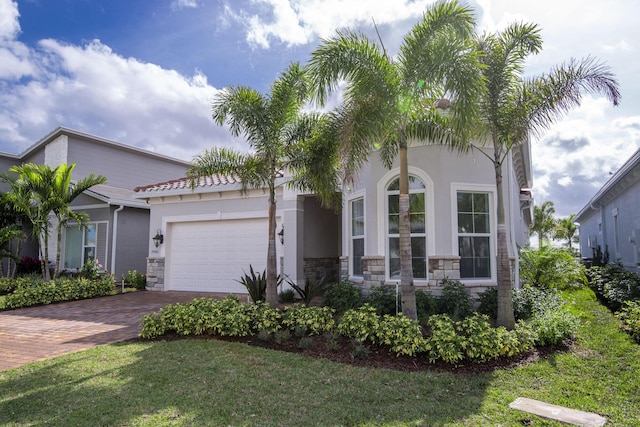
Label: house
xmin=576 ymin=148 xmax=640 ymax=272
xmin=0 ymin=127 xmax=191 ymax=277
xmin=134 ymin=140 xmax=533 ymax=296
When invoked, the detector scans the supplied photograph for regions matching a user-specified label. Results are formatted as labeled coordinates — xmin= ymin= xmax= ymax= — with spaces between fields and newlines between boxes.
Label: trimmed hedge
xmin=587 ymin=264 xmax=640 ymax=311
xmin=2 ymin=277 xmax=115 ymax=309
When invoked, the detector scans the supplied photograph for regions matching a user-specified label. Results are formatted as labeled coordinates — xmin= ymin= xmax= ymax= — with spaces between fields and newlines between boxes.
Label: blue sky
xmin=1 ymin=0 xmax=639 ymax=218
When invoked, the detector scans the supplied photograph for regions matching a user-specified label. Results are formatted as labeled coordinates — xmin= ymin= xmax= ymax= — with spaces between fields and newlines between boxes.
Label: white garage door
xmin=166 ymin=218 xmax=268 ymax=293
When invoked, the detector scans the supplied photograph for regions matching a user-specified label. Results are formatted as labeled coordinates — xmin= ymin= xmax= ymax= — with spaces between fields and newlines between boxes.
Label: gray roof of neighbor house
xmin=575 ymin=147 xmax=640 ymax=222
xmin=0 ymin=126 xmax=191 ymax=167
xmin=85 ymin=184 xmax=150 ymax=209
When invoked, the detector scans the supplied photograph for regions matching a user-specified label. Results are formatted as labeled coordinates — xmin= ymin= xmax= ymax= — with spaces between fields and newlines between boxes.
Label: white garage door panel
xmin=167 ymin=219 xmax=268 ymax=292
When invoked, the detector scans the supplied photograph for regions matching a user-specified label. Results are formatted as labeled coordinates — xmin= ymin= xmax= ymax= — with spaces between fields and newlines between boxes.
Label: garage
xmin=165 ymin=218 xmax=269 ymax=293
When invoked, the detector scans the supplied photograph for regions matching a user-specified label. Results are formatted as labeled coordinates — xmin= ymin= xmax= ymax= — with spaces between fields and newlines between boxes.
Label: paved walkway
xmin=0 ymin=291 xmax=229 ymax=371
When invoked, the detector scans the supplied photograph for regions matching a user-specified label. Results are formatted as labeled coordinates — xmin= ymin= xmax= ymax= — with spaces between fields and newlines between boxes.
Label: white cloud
xmin=170 ymin=0 xmax=199 ymax=11
xmin=0 ymin=0 xmax=20 ymax=41
xmin=236 ymin=0 xmax=435 ymax=48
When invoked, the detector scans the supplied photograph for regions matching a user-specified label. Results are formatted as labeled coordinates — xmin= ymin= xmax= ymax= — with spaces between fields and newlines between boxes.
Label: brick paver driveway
xmin=0 ymin=291 xmax=225 ymax=371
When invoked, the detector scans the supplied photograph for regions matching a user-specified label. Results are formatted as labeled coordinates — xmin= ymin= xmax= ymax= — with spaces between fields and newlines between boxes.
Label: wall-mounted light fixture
xmin=278 ymin=225 xmax=284 ymax=245
xmin=152 ymin=229 xmax=164 ymax=248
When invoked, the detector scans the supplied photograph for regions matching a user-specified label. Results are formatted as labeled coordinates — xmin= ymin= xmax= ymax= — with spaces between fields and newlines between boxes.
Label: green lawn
xmin=1 ymin=288 xmax=638 ymax=426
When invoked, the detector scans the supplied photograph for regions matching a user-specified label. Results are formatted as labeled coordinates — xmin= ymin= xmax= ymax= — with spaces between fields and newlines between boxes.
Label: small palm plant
xmin=236 ymin=265 xmax=267 ymax=303
xmin=286 ymin=276 xmax=331 ymax=307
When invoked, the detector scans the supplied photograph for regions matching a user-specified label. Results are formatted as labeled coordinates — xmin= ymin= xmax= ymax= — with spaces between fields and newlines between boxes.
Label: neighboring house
xmin=0 ymin=127 xmax=191 ymax=277
xmin=576 ymin=148 xmax=640 ymax=272
xmin=135 ymin=141 xmax=533 ymax=296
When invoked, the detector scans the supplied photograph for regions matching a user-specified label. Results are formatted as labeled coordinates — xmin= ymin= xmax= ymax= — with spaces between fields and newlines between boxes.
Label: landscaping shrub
xmin=15 ymin=256 xmax=41 ymax=276
xmin=80 ymin=258 xmax=103 ymax=280
xmin=323 ymin=280 xmax=363 ymax=314
xmin=250 ymin=301 xmax=282 ymax=334
xmin=287 ymin=277 xmax=331 ymax=306
xmin=616 ymin=300 xmax=640 ymax=342
xmin=282 ymin=304 xmax=335 ymax=335
xmin=477 ymin=287 xmax=498 ymax=319
xmin=278 ymin=288 xmax=296 ymax=303
xmin=520 ymin=246 xmax=587 ymax=289
xmin=236 ymin=265 xmax=266 ymax=303
xmin=3 ymin=276 xmax=114 ymax=309
xmin=0 ymin=278 xmax=18 ymax=295
xmin=416 ymin=289 xmax=438 ymax=323
xmin=377 ymin=313 xmax=426 ymax=356
xmin=529 ymin=309 xmax=579 ymax=346
xmin=436 ymin=278 xmax=473 ymax=320
xmin=512 ymin=285 xmax=562 ymax=320
xmin=365 ymin=285 xmax=398 ymax=316
xmin=587 ymin=264 xmax=640 ymax=311
xmin=337 ymin=304 xmax=380 ymax=343
xmin=123 ymin=270 xmax=146 ymax=290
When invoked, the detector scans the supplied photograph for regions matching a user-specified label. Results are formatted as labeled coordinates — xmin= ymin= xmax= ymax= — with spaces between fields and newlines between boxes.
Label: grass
xmin=1 ymin=288 xmax=638 ymax=426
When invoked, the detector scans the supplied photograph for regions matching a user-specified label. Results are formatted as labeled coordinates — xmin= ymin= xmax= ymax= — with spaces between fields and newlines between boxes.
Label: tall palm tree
xmin=49 ymin=163 xmax=107 ymax=278
xmin=555 ymin=213 xmax=578 ymax=250
xmin=5 ymin=163 xmax=106 ymax=280
xmin=307 ymin=0 xmax=483 ymax=319
xmin=187 ymin=62 xmax=336 ymax=307
xmin=0 ymin=191 xmax=26 ymax=278
xmin=474 ymin=22 xmax=620 ymax=328
xmin=531 ymin=201 xmax=557 ymax=248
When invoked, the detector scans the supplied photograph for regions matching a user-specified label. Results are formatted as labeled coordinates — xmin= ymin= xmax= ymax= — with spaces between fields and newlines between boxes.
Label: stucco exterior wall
xmin=114 ymin=207 xmax=151 ymax=277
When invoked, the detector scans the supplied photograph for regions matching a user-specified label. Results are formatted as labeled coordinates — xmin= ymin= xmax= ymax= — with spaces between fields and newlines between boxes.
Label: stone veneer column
xmin=427 ymin=255 xmax=461 ymax=287
xmin=362 ymin=256 xmax=385 ymax=288
xmin=146 ymin=257 xmax=165 ymax=291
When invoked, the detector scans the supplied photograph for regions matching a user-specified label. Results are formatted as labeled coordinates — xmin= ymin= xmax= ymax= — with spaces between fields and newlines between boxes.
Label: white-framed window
xmin=64 ymin=222 xmax=107 ymax=270
xmin=457 ymin=191 xmax=491 ymax=279
xmin=387 ymin=175 xmax=427 ymax=280
xmin=351 ymin=198 xmax=365 ymax=276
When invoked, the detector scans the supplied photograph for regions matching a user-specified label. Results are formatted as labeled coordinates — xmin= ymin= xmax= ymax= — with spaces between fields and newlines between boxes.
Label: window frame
xmin=350 ymin=197 xmax=365 ymax=277
xmin=63 ymin=221 xmax=108 ymax=270
xmin=385 ymin=175 xmax=428 ymax=281
xmin=451 ymin=183 xmax=496 ymax=282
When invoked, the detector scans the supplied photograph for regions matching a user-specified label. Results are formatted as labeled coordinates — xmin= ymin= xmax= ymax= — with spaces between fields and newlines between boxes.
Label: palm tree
xmin=187 ymin=62 xmax=336 ymax=307
xmin=5 ymin=163 xmax=106 ymax=280
xmin=49 ymin=163 xmax=107 ymax=278
xmin=531 ymin=201 xmax=557 ymax=248
xmin=473 ymin=22 xmax=620 ymax=328
xmin=307 ymin=0 xmax=483 ymax=319
xmin=555 ymin=213 xmax=578 ymax=250
xmin=0 ymin=191 xmax=26 ymax=277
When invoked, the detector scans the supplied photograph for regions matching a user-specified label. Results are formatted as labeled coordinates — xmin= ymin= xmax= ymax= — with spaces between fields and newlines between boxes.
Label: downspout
xmin=506 ymin=155 xmax=521 ymax=289
xmin=111 ymin=205 xmax=124 ymax=280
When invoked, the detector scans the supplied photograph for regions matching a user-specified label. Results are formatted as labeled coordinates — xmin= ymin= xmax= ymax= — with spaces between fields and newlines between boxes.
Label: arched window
xmin=387 ymin=175 xmax=427 ymax=280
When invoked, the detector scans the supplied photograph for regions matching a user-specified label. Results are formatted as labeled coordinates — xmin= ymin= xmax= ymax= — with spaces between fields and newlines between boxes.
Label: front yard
xmin=0 ymin=287 xmax=638 ymax=426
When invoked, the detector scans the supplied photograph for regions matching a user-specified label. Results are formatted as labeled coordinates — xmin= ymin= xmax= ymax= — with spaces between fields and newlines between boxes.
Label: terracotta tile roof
xmin=133 ymin=173 xmax=241 ymax=193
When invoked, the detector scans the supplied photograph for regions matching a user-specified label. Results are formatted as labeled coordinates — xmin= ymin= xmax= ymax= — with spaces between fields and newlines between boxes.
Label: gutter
xmin=110 ymin=205 xmax=124 ymax=278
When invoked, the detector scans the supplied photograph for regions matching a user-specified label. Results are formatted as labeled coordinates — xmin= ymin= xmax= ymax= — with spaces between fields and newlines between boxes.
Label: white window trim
xmin=63 ymin=220 xmax=109 ymax=270
xmin=377 ymin=168 xmax=435 ymax=282
xmin=346 ymin=191 xmax=366 ymax=277
xmin=450 ymin=183 xmax=497 ymax=283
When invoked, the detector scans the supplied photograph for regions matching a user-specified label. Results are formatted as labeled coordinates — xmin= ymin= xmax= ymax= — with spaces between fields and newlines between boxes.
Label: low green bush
xmin=616 ymin=300 xmax=640 ymax=342
xmin=520 ymin=246 xmax=587 ymax=289
xmin=477 ymin=285 xmax=562 ymax=321
xmin=282 ymin=304 xmax=335 ymax=335
xmin=337 ymin=304 xmax=380 ymax=343
xmin=529 ymin=309 xmax=579 ymax=346
xmin=365 ymin=285 xmax=398 ymax=316
xmin=416 ymin=289 xmax=438 ymax=322
xmin=123 ymin=270 xmax=146 ymax=290
xmin=587 ymin=264 xmax=640 ymax=311
xmin=250 ymin=301 xmax=282 ymax=334
xmin=323 ymin=280 xmax=363 ymax=314
xmin=377 ymin=313 xmax=426 ymax=357
xmin=436 ymin=278 xmax=473 ymax=320
xmin=3 ymin=276 xmax=114 ymax=309
xmin=278 ymin=289 xmax=296 ymax=303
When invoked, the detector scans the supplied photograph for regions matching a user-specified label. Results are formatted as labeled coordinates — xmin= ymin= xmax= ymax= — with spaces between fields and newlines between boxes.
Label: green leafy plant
xmin=278 ymin=288 xmax=296 ymax=303
xmin=286 ymin=277 xmax=331 ymax=306
xmin=323 ymin=280 xmax=363 ymax=314
xmin=520 ymin=246 xmax=587 ymax=289
xmin=3 ymin=276 xmax=114 ymax=309
xmin=425 ymin=315 xmax=465 ymax=364
xmin=365 ymin=285 xmax=398 ymax=316
xmin=337 ymin=304 xmax=380 ymax=343
xmin=351 ymin=340 xmax=369 ymax=359
xmin=436 ymin=278 xmax=472 ymax=320
xmin=513 ymin=285 xmax=562 ymax=320
xmin=273 ymin=329 xmax=291 ymax=344
xmin=477 ymin=287 xmax=498 ymax=319
xmin=587 ymin=264 xmax=640 ymax=311
xmin=416 ymin=289 xmax=438 ymax=323
xmin=123 ymin=270 xmax=146 ymax=290
xmin=249 ymin=301 xmax=282 ymax=334
xmin=80 ymin=258 xmax=102 ymax=280
xmin=236 ymin=265 xmax=267 ymax=303
xmin=616 ymin=300 xmax=640 ymax=342
xmin=530 ymin=309 xmax=579 ymax=346
xmin=282 ymin=304 xmax=335 ymax=336
xmin=377 ymin=313 xmax=426 ymax=356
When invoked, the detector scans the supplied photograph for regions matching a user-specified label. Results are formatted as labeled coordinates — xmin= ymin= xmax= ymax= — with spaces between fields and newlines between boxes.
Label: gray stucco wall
xmin=114 ymin=207 xmax=150 ymax=277
xmin=303 ymin=196 xmax=341 ymax=258
xmin=67 ymin=136 xmax=190 ymax=189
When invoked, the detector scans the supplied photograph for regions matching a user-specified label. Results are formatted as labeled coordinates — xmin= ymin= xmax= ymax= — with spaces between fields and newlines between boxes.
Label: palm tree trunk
xmin=399 ymin=142 xmax=417 ymax=320
xmin=265 ymin=189 xmax=278 ymax=306
xmin=494 ymin=148 xmax=516 ymax=329
xmin=42 ymin=226 xmax=51 ymax=281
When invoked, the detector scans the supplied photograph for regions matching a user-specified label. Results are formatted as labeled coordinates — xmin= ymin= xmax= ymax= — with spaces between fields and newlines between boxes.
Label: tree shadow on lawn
xmin=0 ymin=338 xmax=530 ymax=426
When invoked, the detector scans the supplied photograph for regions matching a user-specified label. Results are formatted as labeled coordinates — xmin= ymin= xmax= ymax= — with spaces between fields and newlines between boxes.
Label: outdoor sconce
xmin=278 ymin=225 xmax=284 ymax=245
xmin=152 ymin=229 xmax=164 ymax=248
